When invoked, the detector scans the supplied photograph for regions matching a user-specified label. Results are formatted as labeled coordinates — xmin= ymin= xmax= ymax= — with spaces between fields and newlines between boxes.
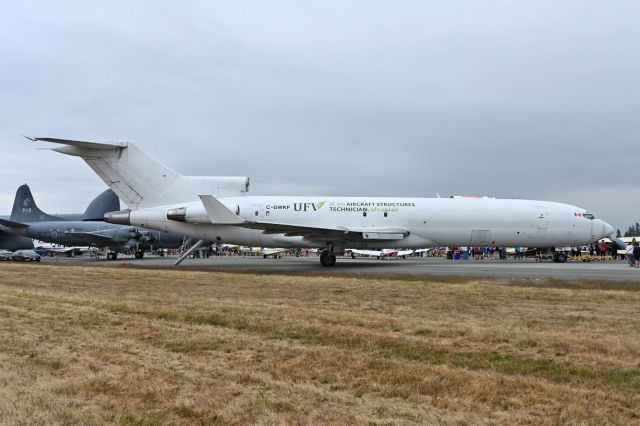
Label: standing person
xmin=609 ymin=243 xmax=618 ymax=260
xmin=599 ymin=240 xmax=607 ymax=258
xmin=627 ymin=241 xmax=636 ymax=267
xmin=635 ymin=242 xmax=640 ymax=268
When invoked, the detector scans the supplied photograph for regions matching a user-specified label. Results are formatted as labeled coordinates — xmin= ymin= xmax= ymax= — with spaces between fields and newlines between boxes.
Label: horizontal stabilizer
xmin=0 ymin=218 xmax=29 ymax=228
xmin=24 ymin=136 xmax=128 ymax=150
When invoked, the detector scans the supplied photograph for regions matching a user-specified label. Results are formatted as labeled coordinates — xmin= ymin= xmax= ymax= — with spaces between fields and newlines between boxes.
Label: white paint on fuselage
xmin=126 ymin=197 xmax=612 ymax=249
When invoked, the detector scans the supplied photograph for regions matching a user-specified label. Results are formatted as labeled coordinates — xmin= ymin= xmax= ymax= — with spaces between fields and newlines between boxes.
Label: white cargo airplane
xmin=27 ymin=137 xmax=614 ymax=267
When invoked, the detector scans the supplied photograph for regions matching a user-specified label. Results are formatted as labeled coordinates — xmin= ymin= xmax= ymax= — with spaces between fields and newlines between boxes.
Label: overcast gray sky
xmin=1 ymin=1 xmax=638 ymax=229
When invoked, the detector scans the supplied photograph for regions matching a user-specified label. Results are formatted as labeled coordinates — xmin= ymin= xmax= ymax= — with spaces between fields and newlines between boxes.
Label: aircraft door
xmin=470 ymin=230 xmax=491 ymax=245
xmin=536 ymin=209 xmax=549 ymax=230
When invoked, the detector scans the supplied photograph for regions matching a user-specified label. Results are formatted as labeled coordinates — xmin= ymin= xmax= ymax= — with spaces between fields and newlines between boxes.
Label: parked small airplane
xmin=31 ymin=137 xmax=615 ymax=266
xmin=351 ymin=248 xmax=415 ymax=259
xmin=33 ymin=242 xmax=91 ymax=257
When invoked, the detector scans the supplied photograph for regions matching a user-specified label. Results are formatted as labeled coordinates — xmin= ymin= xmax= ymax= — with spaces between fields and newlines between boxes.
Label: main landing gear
xmin=320 ymin=250 xmax=336 ymax=267
xmin=320 ymin=244 xmax=344 ymax=267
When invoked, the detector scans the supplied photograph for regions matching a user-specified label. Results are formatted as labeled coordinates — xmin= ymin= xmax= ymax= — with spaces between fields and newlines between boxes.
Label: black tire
xmin=320 ymin=253 xmax=336 ymax=267
xmin=554 ymin=253 xmax=568 ymax=263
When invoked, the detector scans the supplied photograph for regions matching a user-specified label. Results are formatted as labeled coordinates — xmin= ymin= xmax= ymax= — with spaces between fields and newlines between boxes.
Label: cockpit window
xmin=584 ymin=213 xmax=595 ymax=220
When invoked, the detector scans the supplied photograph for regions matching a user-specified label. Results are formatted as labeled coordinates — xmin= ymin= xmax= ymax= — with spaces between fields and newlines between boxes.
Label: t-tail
xmin=25 ymin=137 xmax=250 ymax=209
xmin=10 ymin=184 xmax=65 ymax=223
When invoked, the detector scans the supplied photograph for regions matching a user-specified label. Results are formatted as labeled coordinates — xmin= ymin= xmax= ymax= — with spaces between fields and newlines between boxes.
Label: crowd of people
xmin=157 ymin=240 xmax=640 ymax=265
xmin=625 ymin=239 xmax=640 ymax=268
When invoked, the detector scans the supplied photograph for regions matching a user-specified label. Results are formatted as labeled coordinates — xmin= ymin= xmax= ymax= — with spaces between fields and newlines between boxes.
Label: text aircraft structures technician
xmin=28 ymin=137 xmax=614 ymax=267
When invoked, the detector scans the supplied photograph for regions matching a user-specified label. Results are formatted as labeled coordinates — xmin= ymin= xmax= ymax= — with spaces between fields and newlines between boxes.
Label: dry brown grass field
xmin=0 ymin=263 xmax=639 ymax=425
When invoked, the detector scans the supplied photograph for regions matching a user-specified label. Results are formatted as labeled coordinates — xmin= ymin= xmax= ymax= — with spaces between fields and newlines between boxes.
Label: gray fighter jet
xmin=0 ymin=184 xmax=189 ymax=259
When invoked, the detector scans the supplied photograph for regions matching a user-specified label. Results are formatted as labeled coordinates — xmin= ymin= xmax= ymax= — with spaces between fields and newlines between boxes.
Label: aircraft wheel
xmin=263 ymin=255 xmax=267 ymax=259
xmin=134 ymin=251 xmax=144 ymax=259
xmin=553 ymin=253 xmax=568 ymax=263
xmin=320 ymin=252 xmax=336 ymax=267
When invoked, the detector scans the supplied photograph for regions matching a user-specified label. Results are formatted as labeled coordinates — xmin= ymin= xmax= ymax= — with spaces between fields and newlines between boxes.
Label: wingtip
xmin=23 ymin=135 xmax=37 ymax=141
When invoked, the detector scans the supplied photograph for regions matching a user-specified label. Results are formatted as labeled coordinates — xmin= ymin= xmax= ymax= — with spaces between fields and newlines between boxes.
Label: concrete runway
xmin=38 ymin=255 xmax=640 ymax=282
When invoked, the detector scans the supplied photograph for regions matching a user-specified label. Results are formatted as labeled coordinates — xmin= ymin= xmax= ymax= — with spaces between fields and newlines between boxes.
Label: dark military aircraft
xmin=0 ymin=184 xmax=188 ymax=259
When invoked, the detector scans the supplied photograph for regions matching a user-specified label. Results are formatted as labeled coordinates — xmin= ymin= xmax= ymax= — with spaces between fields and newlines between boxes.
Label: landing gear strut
xmin=320 ymin=249 xmax=337 ymax=267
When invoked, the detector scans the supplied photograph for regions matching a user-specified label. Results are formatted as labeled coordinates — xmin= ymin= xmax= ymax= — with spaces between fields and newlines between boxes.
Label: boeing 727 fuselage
xmin=29 ymin=137 xmax=614 ymax=266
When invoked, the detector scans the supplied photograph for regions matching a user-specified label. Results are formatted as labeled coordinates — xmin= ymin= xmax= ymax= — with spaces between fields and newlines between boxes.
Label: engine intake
xmin=167 ymin=207 xmax=187 ymax=222
xmin=104 ymin=210 xmax=131 ymax=225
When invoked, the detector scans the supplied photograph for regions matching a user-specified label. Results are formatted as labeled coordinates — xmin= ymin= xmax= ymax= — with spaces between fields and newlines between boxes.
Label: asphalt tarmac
xmin=35 ymin=255 xmax=640 ymax=282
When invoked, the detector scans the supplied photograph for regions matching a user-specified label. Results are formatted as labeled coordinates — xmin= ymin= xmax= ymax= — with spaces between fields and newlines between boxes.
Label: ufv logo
xmin=293 ymin=201 xmax=327 ymax=212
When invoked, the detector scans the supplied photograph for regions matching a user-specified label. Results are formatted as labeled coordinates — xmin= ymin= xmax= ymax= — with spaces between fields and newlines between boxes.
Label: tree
xmin=616 ymin=229 xmax=622 ymax=238
xmin=623 ymin=224 xmax=640 ymax=237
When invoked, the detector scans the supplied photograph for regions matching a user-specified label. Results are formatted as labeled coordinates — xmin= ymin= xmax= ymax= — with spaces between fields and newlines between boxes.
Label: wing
xmin=0 ymin=218 xmax=29 ymax=228
xmin=64 ymin=231 xmax=115 ymax=246
xmin=199 ymin=195 xmax=410 ymax=243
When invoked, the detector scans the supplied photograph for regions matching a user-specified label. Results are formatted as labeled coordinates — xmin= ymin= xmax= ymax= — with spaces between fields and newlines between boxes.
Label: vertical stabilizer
xmin=10 ymin=184 xmax=65 ymax=223
xmin=29 ymin=137 xmax=250 ymax=209
xmin=82 ymin=189 xmax=121 ymax=221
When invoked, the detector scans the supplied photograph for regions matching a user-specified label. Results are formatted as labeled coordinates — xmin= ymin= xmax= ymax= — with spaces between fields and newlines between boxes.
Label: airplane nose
xmin=602 ymin=221 xmax=614 ymax=237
